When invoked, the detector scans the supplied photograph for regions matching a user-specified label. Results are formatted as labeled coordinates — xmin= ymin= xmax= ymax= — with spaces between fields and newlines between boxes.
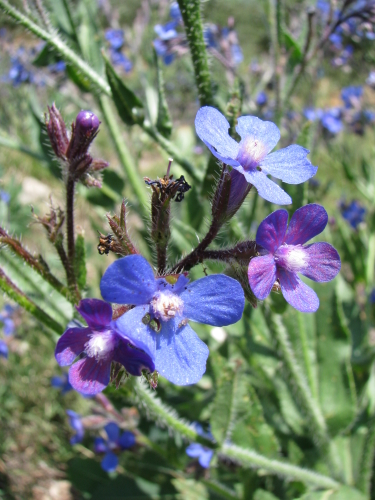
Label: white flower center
xmin=275 ymin=245 xmax=307 ymax=273
xmin=85 ymin=331 xmax=116 ymax=361
xmin=151 ymin=291 xmax=184 ymax=322
xmin=236 ymin=136 xmax=267 ymax=170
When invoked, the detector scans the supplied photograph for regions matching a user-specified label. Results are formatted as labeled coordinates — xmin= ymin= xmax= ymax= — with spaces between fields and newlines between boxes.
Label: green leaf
xmin=211 ymin=365 xmax=279 ymax=456
xmin=296 ymin=485 xmax=367 ymax=500
xmin=74 ymin=234 xmax=86 ymax=291
xmin=77 ymin=0 xmax=103 ymax=73
xmin=104 ymin=54 xmax=144 ymax=126
xmin=66 ymin=63 xmax=92 ymax=92
xmin=154 ymin=50 xmax=173 ymax=138
xmin=283 ymin=29 xmax=303 ymax=70
xmin=253 ymin=490 xmax=280 ymax=500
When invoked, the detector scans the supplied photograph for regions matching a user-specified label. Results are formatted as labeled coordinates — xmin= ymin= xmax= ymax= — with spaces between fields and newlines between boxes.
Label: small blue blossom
xmin=256 ymin=91 xmax=268 ymax=107
xmin=186 ymin=423 xmax=214 ymax=468
xmin=66 ymin=410 xmax=85 ymax=444
xmin=105 ymin=29 xmax=124 ymax=50
xmin=48 ymin=60 xmax=66 ymax=73
xmin=110 ymin=49 xmax=133 ymax=72
xmin=341 ymin=86 xmax=363 ymax=109
xmin=195 ymin=106 xmax=317 ymax=205
xmin=340 ymin=200 xmax=366 ymax=229
xmin=169 ymin=2 xmax=182 ymax=22
xmin=100 ymin=255 xmax=245 ymax=386
xmin=55 ymin=299 xmax=155 ymax=395
xmin=303 ymin=108 xmax=323 ymax=122
xmin=0 ymin=190 xmax=11 ymax=204
xmin=94 ymin=422 xmax=135 ymax=473
xmin=153 ymin=21 xmax=179 ymax=65
xmin=51 ymin=373 xmax=73 ymax=395
xmin=0 ymin=339 xmax=8 ymax=359
xmin=0 ymin=305 xmax=16 ymax=336
xmin=248 ymin=204 xmax=341 ymax=312
xmin=321 ymin=108 xmax=343 ymax=134
xmin=203 ymin=24 xmax=218 ymax=48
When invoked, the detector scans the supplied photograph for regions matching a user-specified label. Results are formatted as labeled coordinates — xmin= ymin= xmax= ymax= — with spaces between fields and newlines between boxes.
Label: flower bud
xmin=66 ymin=110 xmax=100 ymax=162
xmin=212 ymin=166 xmax=251 ymax=224
xmin=45 ymin=103 xmax=69 ymax=159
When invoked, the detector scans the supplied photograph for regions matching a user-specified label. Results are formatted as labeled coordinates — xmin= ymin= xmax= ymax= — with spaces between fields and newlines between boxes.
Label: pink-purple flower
xmin=248 ymin=204 xmax=341 ymax=312
xmin=55 ymin=299 xmax=155 ymax=395
xmin=100 ymin=255 xmax=245 ymax=386
xmin=195 ymin=106 xmax=317 ymax=205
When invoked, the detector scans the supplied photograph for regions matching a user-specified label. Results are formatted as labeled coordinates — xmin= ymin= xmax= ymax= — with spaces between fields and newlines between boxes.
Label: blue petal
xmin=94 ymin=437 xmax=107 ymax=454
xmin=277 ymin=269 xmax=319 ymax=312
xmin=236 ymin=116 xmax=280 ymax=155
xmin=119 ymin=431 xmax=136 ymax=450
xmin=256 ymin=209 xmax=289 ymax=253
xmin=112 ymin=334 xmax=155 ymax=376
xmin=300 ymin=243 xmax=341 ymax=283
xmin=260 ymin=145 xmax=318 ymax=184
xmin=195 ymin=107 xmax=240 ymax=167
xmin=100 ymin=255 xmax=157 ymax=306
xmin=76 ymin=299 xmax=113 ymax=328
xmin=240 ymin=168 xmax=292 ymax=205
xmin=248 ymin=254 xmax=276 ymax=300
xmin=198 ymin=448 xmax=214 ymax=468
xmin=105 ymin=422 xmax=120 ymax=444
xmin=3 ymin=318 xmax=14 ymax=336
xmin=186 ymin=443 xmax=204 ymax=458
xmin=0 ymin=339 xmax=8 ymax=358
xmin=284 ymin=204 xmax=327 ymax=245
xmin=180 ymin=274 xmax=244 ymax=326
xmin=101 ymin=451 xmax=119 ymax=473
xmin=155 ymin=320 xmax=209 ymax=385
xmin=114 ymin=305 xmax=157 ymax=360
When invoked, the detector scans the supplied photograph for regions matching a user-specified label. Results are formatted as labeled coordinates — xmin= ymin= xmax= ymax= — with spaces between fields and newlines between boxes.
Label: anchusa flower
xmin=256 ymin=91 xmax=268 ymax=107
xmin=340 ymin=200 xmax=366 ymax=228
xmin=195 ymin=106 xmax=317 ymax=205
xmin=341 ymin=86 xmax=363 ymax=109
xmin=100 ymin=255 xmax=245 ymax=385
xmin=0 ymin=305 xmax=16 ymax=359
xmin=55 ymin=299 xmax=155 ymax=395
xmin=94 ymin=422 xmax=135 ymax=473
xmin=248 ymin=204 xmax=341 ymax=312
xmin=105 ymin=29 xmax=133 ymax=73
xmin=51 ymin=372 xmax=73 ymax=395
xmin=0 ymin=340 xmax=8 ymax=359
xmin=66 ymin=410 xmax=85 ymax=444
xmin=185 ymin=423 xmax=214 ymax=469
xmin=321 ymin=108 xmax=343 ymax=134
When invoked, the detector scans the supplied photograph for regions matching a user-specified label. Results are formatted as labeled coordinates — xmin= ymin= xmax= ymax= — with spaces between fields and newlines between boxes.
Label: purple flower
xmin=0 ymin=339 xmax=8 ymax=359
xmin=51 ymin=373 xmax=73 ymax=394
xmin=110 ymin=49 xmax=133 ymax=72
xmin=321 ymin=108 xmax=343 ymax=134
xmin=169 ymin=2 xmax=182 ymax=22
xmin=186 ymin=423 xmax=214 ymax=468
xmin=195 ymin=107 xmax=317 ymax=205
xmin=66 ymin=410 xmax=84 ymax=444
xmin=105 ymin=29 xmax=124 ymax=50
xmin=303 ymin=107 xmax=323 ymax=122
xmin=94 ymin=422 xmax=135 ymax=473
xmin=100 ymin=255 xmax=245 ymax=385
xmin=340 ymin=200 xmax=366 ymax=228
xmin=0 ymin=305 xmax=15 ymax=336
xmin=248 ymin=204 xmax=341 ymax=312
xmin=55 ymin=299 xmax=155 ymax=395
xmin=341 ymin=86 xmax=363 ymax=109
xmin=256 ymin=91 xmax=268 ymax=107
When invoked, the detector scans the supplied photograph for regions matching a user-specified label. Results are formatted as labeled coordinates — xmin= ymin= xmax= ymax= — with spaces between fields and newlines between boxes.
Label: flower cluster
xmin=153 ymin=2 xmax=185 ymax=65
xmin=204 ymin=18 xmax=243 ymax=67
xmin=94 ymin=422 xmax=135 ymax=472
xmin=105 ymin=29 xmax=133 ymax=73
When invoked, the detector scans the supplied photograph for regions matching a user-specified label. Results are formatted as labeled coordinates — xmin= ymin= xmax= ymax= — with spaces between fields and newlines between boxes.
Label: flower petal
xmin=195 ymin=107 xmax=240 ymax=167
xmin=112 ymin=334 xmax=155 ymax=376
xmin=0 ymin=339 xmax=8 ymax=358
xmin=55 ymin=327 xmax=90 ymax=366
xmin=119 ymin=431 xmax=136 ymax=450
xmin=256 ymin=209 xmax=289 ymax=253
xmin=199 ymin=449 xmax=214 ymax=468
xmin=76 ymin=299 xmax=113 ymax=328
xmin=100 ymin=255 xmax=157 ymax=306
xmin=241 ymin=168 xmax=292 ymax=205
xmin=278 ymin=268 xmax=319 ymax=312
xmin=180 ymin=274 xmax=244 ymax=326
xmin=113 ymin=305 xmax=157 ymax=360
xmin=94 ymin=437 xmax=107 ymax=454
xmin=248 ymin=254 xmax=277 ymax=300
xmin=69 ymin=357 xmax=111 ymax=395
xmin=186 ymin=443 xmax=204 ymax=458
xmin=104 ymin=422 xmax=120 ymax=444
xmin=299 ymin=243 xmax=341 ymax=282
xmin=236 ymin=116 xmax=280 ymax=155
xmin=155 ymin=320 xmax=209 ymax=385
xmin=260 ymin=145 xmax=318 ymax=184
xmin=101 ymin=452 xmax=118 ymax=473
xmin=284 ymin=204 xmax=328 ymax=245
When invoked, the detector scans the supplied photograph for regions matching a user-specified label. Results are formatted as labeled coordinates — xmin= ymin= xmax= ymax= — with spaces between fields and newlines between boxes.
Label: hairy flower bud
xmin=212 ymin=166 xmax=251 ymax=224
xmin=45 ymin=103 xmax=69 ymax=159
xmin=66 ymin=110 xmax=100 ymax=162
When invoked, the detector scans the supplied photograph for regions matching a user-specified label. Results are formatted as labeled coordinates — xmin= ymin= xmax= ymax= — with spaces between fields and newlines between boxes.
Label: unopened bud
xmin=45 ymin=103 xmax=69 ymax=159
xmin=67 ymin=110 xmax=100 ymax=162
xmin=212 ymin=166 xmax=251 ymax=224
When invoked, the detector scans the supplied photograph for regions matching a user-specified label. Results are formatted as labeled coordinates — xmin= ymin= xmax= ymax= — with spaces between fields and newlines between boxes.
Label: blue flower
xmin=0 ymin=339 xmax=8 ymax=359
xmin=195 ymin=107 xmax=317 ymax=205
xmin=341 ymin=86 xmax=363 ymax=109
xmin=320 ymin=108 xmax=343 ymax=134
xmin=0 ymin=190 xmax=11 ymax=204
xmin=303 ymin=107 xmax=323 ymax=122
xmin=110 ymin=49 xmax=133 ymax=72
xmin=55 ymin=299 xmax=155 ymax=395
xmin=48 ymin=60 xmax=66 ymax=73
xmin=256 ymin=91 xmax=268 ymax=107
xmin=169 ymin=2 xmax=182 ymax=22
xmin=0 ymin=305 xmax=15 ymax=336
xmin=186 ymin=423 xmax=214 ymax=468
xmin=105 ymin=29 xmax=124 ymax=50
xmin=100 ymin=255 xmax=245 ymax=385
xmin=94 ymin=422 xmax=136 ymax=473
xmin=51 ymin=373 xmax=73 ymax=395
xmin=203 ymin=24 xmax=218 ymax=48
xmin=66 ymin=410 xmax=84 ymax=444
xmin=340 ymin=200 xmax=366 ymax=229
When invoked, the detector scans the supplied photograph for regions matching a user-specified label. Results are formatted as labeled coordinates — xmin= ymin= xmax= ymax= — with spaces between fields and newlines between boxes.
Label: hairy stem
xmin=65 ymin=176 xmax=79 ymax=300
xmin=177 ymin=0 xmax=214 ymax=107
xmin=357 ymin=417 xmax=375 ymax=496
xmin=0 ymin=267 xmax=64 ymax=335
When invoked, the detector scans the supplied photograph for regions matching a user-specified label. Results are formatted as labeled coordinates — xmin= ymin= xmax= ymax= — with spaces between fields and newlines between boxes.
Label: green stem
xmin=0 ymin=268 xmax=64 ymax=335
xmin=132 ymin=379 xmax=341 ymax=489
xmin=297 ymin=312 xmax=318 ymax=400
xmin=268 ymin=0 xmax=282 ymax=124
xmin=366 ymin=232 xmax=375 ymax=288
xmin=221 ymin=444 xmax=340 ymax=490
xmin=177 ymin=0 xmax=214 ymax=107
xmin=201 ymin=479 xmax=240 ymax=500
xmin=267 ymin=312 xmax=342 ymax=479
xmin=98 ymin=95 xmax=149 ymax=216
xmin=357 ymin=417 xmax=375 ymax=496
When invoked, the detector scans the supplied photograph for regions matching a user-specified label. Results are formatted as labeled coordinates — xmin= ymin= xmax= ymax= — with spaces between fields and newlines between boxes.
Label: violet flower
xmin=0 ymin=339 xmax=8 ymax=359
xmin=248 ymin=204 xmax=341 ymax=312
xmin=94 ymin=422 xmax=135 ymax=473
xmin=100 ymin=255 xmax=245 ymax=385
xmin=186 ymin=423 xmax=214 ymax=468
xmin=195 ymin=107 xmax=317 ymax=205
xmin=51 ymin=372 xmax=73 ymax=394
xmin=340 ymin=200 xmax=366 ymax=229
xmin=55 ymin=299 xmax=155 ymax=395
xmin=66 ymin=410 xmax=84 ymax=444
